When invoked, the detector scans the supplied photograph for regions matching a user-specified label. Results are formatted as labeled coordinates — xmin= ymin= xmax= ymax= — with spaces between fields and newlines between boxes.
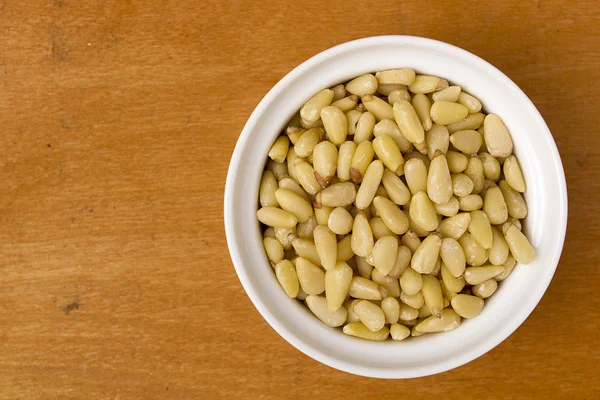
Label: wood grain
xmin=0 ymin=0 xmax=598 ymax=398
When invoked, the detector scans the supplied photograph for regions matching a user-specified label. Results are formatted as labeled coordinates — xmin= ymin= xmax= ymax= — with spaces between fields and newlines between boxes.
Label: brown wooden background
xmin=0 ymin=0 xmax=598 ymax=398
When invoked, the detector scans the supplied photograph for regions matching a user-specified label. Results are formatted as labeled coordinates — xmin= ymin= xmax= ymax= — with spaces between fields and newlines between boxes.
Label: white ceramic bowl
xmin=224 ymin=36 xmax=567 ymax=378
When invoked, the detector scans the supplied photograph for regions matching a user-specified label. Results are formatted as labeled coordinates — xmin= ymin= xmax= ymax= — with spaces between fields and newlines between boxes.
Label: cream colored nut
xmin=411 ymin=233 xmax=442 ymax=274
xmin=373 ymin=135 xmax=404 ymax=174
xmin=266 ymin=159 xmax=289 ymax=181
xmin=401 ymin=230 xmax=421 ymax=253
xmin=350 ymin=140 xmax=375 ymax=183
xmin=441 ymin=262 xmax=465 ymax=293
xmin=450 ymin=130 xmax=482 ymax=154
xmin=260 ymin=170 xmax=279 ymax=207
xmin=275 ymin=188 xmax=313 ymax=223
xmin=434 ymin=196 xmax=460 ymax=217
xmin=447 ymin=112 xmax=485 ymax=134
xmin=373 ymin=196 xmax=410 ymax=235
xmin=412 ymin=94 xmax=433 ymax=131
xmin=415 ymin=309 xmax=461 ymax=333
xmin=503 ymin=155 xmax=526 ymax=192
xmin=388 ymin=245 xmax=412 ymax=278
xmin=440 ymin=238 xmax=466 ymax=278
xmin=427 ymin=151 xmax=453 ymax=204
xmin=369 ymin=216 xmax=396 ymax=239
xmin=314 ymin=206 xmax=333 ymax=226
xmin=377 ymin=83 xmax=407 ymax=96
xmin=313 ymin=141 xmax=338 ymax=189
xmin=356 ymin=256 xmax=374 ymax=279
xmin=295 ymin=257 xmax=326 ymax=295
xmin=430 ymin=101 xmax=469 ymax=125
xmin=499 ymin=180 xmax=528 ymax=219
xmin=483 ymin=184 xmax=509 ymax=224
xmin=313 ymin=225 xmax=337 ymax=270
xmin=381 ymin=169 xmax=411 ymax=206
xmin=362 ymin=95 xmax=394 ymax=121
xmin=348 ymin=276 xmax=382 ymax=300
xmin=393 ymin=100 xmax=425 ymax=145
xmin=399 ymin=303 xmax=419 ymax=321
xmin=426 ymin=124 xmax=450 ymax=159
xmin=354 ymin=112 xmax=376 ymax=144
xmin=278 ymin=177 xmax=308 ymax=200
xmin=294 ymin=159 xmax=321 ymax=195
xmin=381 ymin=297 xmax=401 ymax=324
xmin=346 ymin=74 xmax=378 ymax=96
xmin=400 ymin=267 xmax=423 ymax=296
xmin=356 ymin=160 xmax=385 ymax=209
xmin=337 ymin=141 xmax=358 ymax=182
xmin=446 ymin=150 xmax=469 ymax=173
xmin=408 ymin=75 xmax=448 ymax=94
xmin=451 ymin=173 xmax=474 ymax=198
xmin=480 ymin=152 xmax=501 ymax=182
xmin=331 ymin=84 xmax=347 ymax=101
xmin=325 ymin=261 xmax=353 ymax=311
xmin=457 ymin=92 xmax=482 ymax=113
xmin=373 ymin=119 xmax=413 ymax=152
xmin=331 ymin=95 xmax=359 ymax=113
xmin=257 ymin=206 xmax=297 ymax=228
xmin=371 ymin=268 xmax=401 ymax=297
xmin=495 ymin=254 xmax=517 ymax=281
xmin=406 ymin=208 xmax=433 ymax=238
xmin=472 ymin=279 xmax=497 ymax=298
xmin=390 ymin=324 xmax=411 ymax=341
xmin=400 ymin=291 xmax=424 ymax=309
xmin=354 ymin=300 xmax=386 ymax=332
xmin=263 ymin=237 xmax=284 ymax=264
xmin=439 ymin=212 xmax=471 ymax=240
xmin=411 ymin=325 xmax=426 ymax=337
xmin=508 ymin=217 xmax=522 ymax=230
xmin=370 ymin=236 xmax=399 ymax=276
xmin=300 ymin=89 xmax=334 ymax=122
xmin=421 ymin=274 xmax=444 ymax=318
xmin=387 ymin=88 xmax=412 ymax=105
xmin=286 ymin=147 xmax=300 ymax=182
xmin=464 ymin=156 xmax=484 ymax=194
xmin=275 ymin=260 xmax=300 ymax=298
xmin=306 ymin=295 xmax=347 ymax=327
xmin=294 ymin=127 xmax=323 ymax=158
xmin=301 ymin=117 xmax=324 ymax=129
xmin=458 ymin=232 xmax=488 ymax=266
xmin=346 ymin=109 xmax=362 ymax=136
xmin=450 ymin=294 xmax=484 ymax=318
xmin=464 ymin=265 xmax=504 ymax=285
xmin=315 ymin=182 xmax=356 ymax=208
xmin=483 ymin=114 xmax=513 ymax=158
xmin=269 ymin=135 xmax=290 ymax=163
xmin=290 ymin=235 xmax=321 ymax=266
xmin=344 ymin=299 xmax=361 ymax=323
xmin=336 ymin=235 xmax=354 ymax=262
xmin=404 ymin=157 xmax=428 ymax=195
xmin=376 ymin=68 xmax=416 ymax=85
xmin=274 ymin=226 xmax=295 ymax=250
xmin=489 ymin=226 xmax=509 ymax=265
xmin=351 ymin=211 xmax=374 ymax=257
xmin=432 ymin=85 xmax=461 ymax=102
xmin=468 ymin=210 xmax=493 ymax=249
xmin=409 ymin=191 xmax=439 ymax=232
xmin=343 ymin=322 xmax=389 ymax=341
xmin=328 ymin=207 xmax=353 ymax=235
xmin=503 ymin=222 xmax=535 ymax=264
xmin=320 ymin=106 xmax=348 ymax=145
xmin=459 ymin=194 xmax=483 ymax=211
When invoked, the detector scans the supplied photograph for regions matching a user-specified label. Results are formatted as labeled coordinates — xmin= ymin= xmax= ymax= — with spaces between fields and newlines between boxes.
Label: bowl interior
xmin=224 ymin=36 xmax=567 ymax=378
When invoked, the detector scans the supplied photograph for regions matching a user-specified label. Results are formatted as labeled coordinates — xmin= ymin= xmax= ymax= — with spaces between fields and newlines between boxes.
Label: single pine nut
xmin=319 ymin=106 xmax=349 ymax=145
xmin=430 ymin=101 xmax=469 ymax=125
xmin=356 ymin=256 xmax=373 ymax=278
xmin=451 ymin=294 xmax=484 ymax=318
xmin=336 ymin=235 xmax=354 ymax=262
xmin=415 ymin=309 xmax=461 ymax=333
xmin=411 ymin=233 xmax=442 ymax=274
xmin=325 ymin=261 xmax=353 ymax=311
xmin=354 ymin=300 xmax=386 ymax=331
xmin=290 ymin=235 xmax=321 ymax=266
xmin=346 ymin=109 xmax=362 ymax=136
xmin=275 ymin=188 xmax=313 ymax=223
xmin=313 ymin=225 xmax=337 ymax=270
xmin=459 ymin=232 xmax=488 ymax=266
xmin=331 ymin=84 xmax=347 ymax=101
xmin=305 ymin=295 xmax=347 ymax=327
xmin=472 ymin=279 xmax=497 ymax=298
xmin=408 ymin=75 xmax=448 ymax=94
xmin=294 ymin=127 xmax=323 ymax=158
xmin=459 ymin=194 xmax=483 ymax=211
xmin=337 ymin=141 xmax=358 ymax=182
xmin=489 ymin=226 xmax=509 ymax=265
xmin=483 ymin=183 xmax=509 ymax=224
xmin=269 ymin=135 xmax=290 ymax=163
xmin=260 ymin=170 xmax=279 ymax=207
xmin=434 ymin=196 xmax=460 ymax=217
xmin=314 ymin=182 xmax=356 ymax=208
xmin=388 ymin=245 xmax=412 ymax=278
xmin=457 ymin=92 xmax=482 ymax=113
xmin=499 ymin=180 xmax=528 ymax=219
xmin=399 ymin=303 xmax=419 ymax=321
xmin=409 ymin=191 xmax=439 ymax=232
xmin=440 ymin=237 xmax=466 ymax=278
xmin=369 ymin=217 xmax=396 ymax=239
xmin=301 ymin=117 xmax=324 ymax=130
xmin=451 ymin=173 xmax=474 ymax=198
xmin=401 ymin=230 xmax=422 ymax=253
xmin=350 ymin=141 xmax=375 ymax=182
xmin=447 ymin=112 xmax=485 ymax=134
xmin=426 ymin=124 xmax=450 ymax=159
xmin=373 ymin=196 xmax=410 ymax=235
xmin=464 ymin=156 xmax=484 ymax=194
xmin=286 ymin=147 xmax=300 ymax=182
xmin=432 ymin=85 xmax=461 ymax=102
xmin=351 ymin=211 xmax=374 ymax=257
xmin=495 ymin=254 xmax=517 ymax=281
xmin=377 ymin=83 xmax=407 ymax=96
xmin=393 ymin=100 xmax=425 ymax=145
xmin=480 ymin=152 xmax=501 ymax=181
xmin=356 ymin=160 xmax=385 ymax=209
xmin=387 ymin=88 xmax=412 ymax=105
xmin=301 ymin=89 xmax=334 ymax=122
xmin=294 ymin=159 xmax=321 ymax=195
xmin=450 ymin=130 xmax=482 ymax=154
xmin=314 ymin=206 xmax=333 ymax=225
xmin=354 ymin=112 xmax=376 ymax=144
xmin=348 ymin=276 xmax=382 ymax=300
xmin=427 ymin=151 xmax=453 ymax=204
xmin=439 ymin=212 xmax=471 ymax=240
xmin=257 ymin=206 xmax=298 ymax=228
xmin=441 ymin=262 xmax=465 ymax=293
xmin=275 ymin=260 xmax=300 ymax=298
xmin=327 ymin=207 xmax=353 ymax=235
xmin=295 ymin=257 xmax=326 ymax=295
xmin=346 ymin=74 xmax=378 ymax=96
xmin=400 ymin=291 xmax=425 ymax=309
xmin=468 ymin=210 xmax=493 ymax=249
xmin=412 ymin=94 xmax=433 ymax=131
xmin=371 ymin=236 xmax=399 ymax=276
xmin=331 ymin=95 xmax=359 ymax=113
xmin=390 ymin=324 xmax=411 ymax=341
xmin=508 ymin=217 xmax=522 ymax=230
xmin=421 ymin=275 xmax=444 ymax=318
xmin=362 ymin=95 xmax=394 ymax=121
xmin=263 ymin=237 xmax=284 ymax=264
xmin=373 ymin=136 xmax=404 ymax=174
xmin=446 ymin=150 xmax=469 ymax=173
xmin=278 ymin=177 xmax=308 ymax=200
xmin=371 ymin=268 xmax=401 ymax=297
xmin=503 ymin=222 xmax=535 ymax=264
xmin=464 ymin=265 xmax=504 ymax=285
xmin=404 ymin=158 xmax=428 ymax=195
xmin=312 ymin=141 xmax=338 ymax=188
xmin=503 ymin=155 xmax=526 ymax=192
xmin=400 ymin=267 xmax=423 ymax=296
xmin=381 ymin=169 xmax=411 ymax=206
xmin=483 ymin=114 xmax=513 ymax=158
xmin=343 ymin=322 xmax=389 ymax=341
xmin=266 ymin=159 xmax=289 ymax=181
xmin=376 ymin=68 xmax=416 ymax=85
xmin=373 ymin=119 xmax=413 ymax=152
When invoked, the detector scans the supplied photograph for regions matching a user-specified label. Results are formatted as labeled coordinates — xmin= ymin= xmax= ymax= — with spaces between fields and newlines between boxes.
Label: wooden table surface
xmin=1 ymin=0 xmax=598 ymax=398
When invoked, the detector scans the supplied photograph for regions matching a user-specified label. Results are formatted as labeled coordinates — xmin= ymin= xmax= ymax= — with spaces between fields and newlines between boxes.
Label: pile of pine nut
xmin=258 ymin=69 xmax=535 ymax=341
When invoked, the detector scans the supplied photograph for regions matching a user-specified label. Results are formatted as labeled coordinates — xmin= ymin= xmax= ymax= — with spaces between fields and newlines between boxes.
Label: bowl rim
xmin=224 ymin=35 xmax=568 ymax=378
